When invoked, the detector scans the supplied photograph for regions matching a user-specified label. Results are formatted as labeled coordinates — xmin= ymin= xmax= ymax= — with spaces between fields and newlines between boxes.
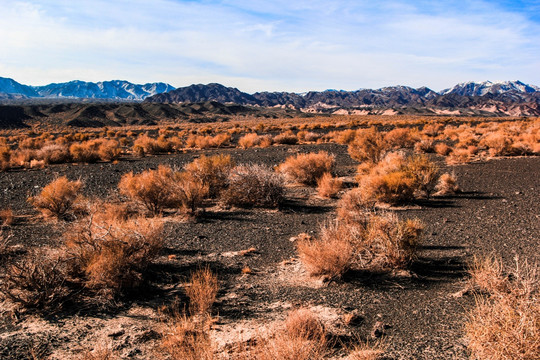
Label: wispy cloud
xmin=0 ymin=0 xmax=539 ymax=92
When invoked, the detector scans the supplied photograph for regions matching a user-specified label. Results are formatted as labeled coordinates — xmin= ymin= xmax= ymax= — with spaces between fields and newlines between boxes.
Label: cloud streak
xmin=0 ymin=0 xmax=539 ymax=92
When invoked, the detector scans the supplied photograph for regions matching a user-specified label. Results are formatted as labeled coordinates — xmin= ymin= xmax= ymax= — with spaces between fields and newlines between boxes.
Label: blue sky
xmin=0 ymin=0 xmax=539 ymax=92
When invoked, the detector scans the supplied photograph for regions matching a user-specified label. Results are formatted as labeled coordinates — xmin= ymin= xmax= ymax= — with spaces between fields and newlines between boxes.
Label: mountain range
xmin=0 ymin=77 xmax=175 ymax=101
xmin=1 ymin=77 xmax=540 ymax=116
xmin=145 ymin=81 xmax=540 ymax=116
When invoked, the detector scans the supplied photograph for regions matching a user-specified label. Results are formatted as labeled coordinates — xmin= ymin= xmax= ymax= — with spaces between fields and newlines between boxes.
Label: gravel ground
xmin=0 ymin=143 xmax=538 ymax=359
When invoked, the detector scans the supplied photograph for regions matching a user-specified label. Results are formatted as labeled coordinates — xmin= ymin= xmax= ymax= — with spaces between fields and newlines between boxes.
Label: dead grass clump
xmin=435 ymin=173 xmax=459 ymax=195
xmin=336 ymin=188 xmax=376 ymax=223
xmin=434 ymin=142 xmax=452 ymax=156
xmin=284 ymin=308 xmax=326 ymax=341
xmin=65 ymin=217 xmax=164 ymax=297
xmin=348 ymin=128 xmax=388 ymax=164
xmin=278 ymin=151 xmax=335 ymax=185
xmin=221 ymin=164 xmax=285 ymax=208
xmin=447 ymin=148 xmax=472 ymax=165
xmin=273 ymin=131 xmax=298 ymax=145
xmin=185 ymin=268 xmax=219 ymax=315
xmin=184 ymin=154 xmax=235 ymax=198
xmin=78 ymin=348 xmax=118 ymax=360
xmin=28 ymin=176 xmax=83 ymax=219
xmin=316 ymin=172 xmax=343 ymax=198
xmin=36 ymin=143 xmax=71 ymax=164
xmin=160 ymin=313 xmax=214 ymax=360
xmin=1 ymin=208 xmax=14 ymax=226
xmin=118 ymin=166 xmax=181 ymax=215
xmin=414 ymin=139 xmax=435 ymax=153
xmin=297 ymin=224 xmax=355 ymax=279
xmin=238 ymin=133 xmax=263 ymax=148
xmin=1 ymin=248 xmax=72 ymax=310
xmin=332 ymin=129 xmax=357 ymax=144
xmin=133 ymin=134 xmax=171 ymax=156
xmin=384 ymin=128 xmax=416 ymax=149
xmin=70 ymin=141 xmax=101 ymax=163
xmin=465 ymin=257 xmax=539 ymax=360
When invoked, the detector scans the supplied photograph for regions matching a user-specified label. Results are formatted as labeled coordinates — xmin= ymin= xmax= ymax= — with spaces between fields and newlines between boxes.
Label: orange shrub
xmin=185 ymin=268 xmax=219 ymax=315
xmin=278 ymin=151 xmax=335 ymax=185
xmin=97 ymin=139 xmax=122 ymax=161
xmin=184 ymin=154 xmax=235 ymax=198
xmin=70 ymin=141 xmax=101 ymax=163
xmin=65 ymin=216 xmax=163 ymax=297
xmin=238 ymin=133 xmax=262 ymax=148
xmin=273 ymin=131 xmax=298 ymax=145
xmin=348 ymin=127 xmax=388 ymax=164
xmin=221 ymin=164 xmax=284 ymax=208
xmin=316 ymin=172 xmax=343 ymax=198
xmin=384 ymin=128 xmax=416 ymax=149
xmin=118 ymin=165 xmax=181 ymax=215
xmin=28 ymin=176 xmax=83 ymax=219
xmin=434 ymin=143 xmax=452 ymax=156
xmin=37 ymin=143 xmax=71 ymax=164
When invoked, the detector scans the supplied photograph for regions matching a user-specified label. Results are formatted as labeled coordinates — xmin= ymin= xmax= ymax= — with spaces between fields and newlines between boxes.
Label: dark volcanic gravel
xmin=0 ymin=143 xmax=538 ymax=359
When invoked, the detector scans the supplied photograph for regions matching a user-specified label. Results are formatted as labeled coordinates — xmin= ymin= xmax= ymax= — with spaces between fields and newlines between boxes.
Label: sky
xmin=0 ymin=0 xmax=539 ymax=93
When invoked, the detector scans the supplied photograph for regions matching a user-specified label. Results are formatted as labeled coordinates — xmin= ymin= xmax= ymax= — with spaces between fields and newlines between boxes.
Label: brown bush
xmin=336 ymin=188 xmax=376 ymax=223
xmin=186 ymin=133 xmax=231 ymax=149
xmin=238 ymin=133 xmax=263 ymax=148
xmin=466 ymin=257 xmax=539 ymax=360
xmin=0 ymin=248 xmax=72 ymax=310
xmin=133 ymin=134 xmax=171 ymax=156
xmin=174 ymin=171 xmax=209 ymax=214
xmin=434 ymin=143 xmax=452 ymax=156
xmin=384 ymin=128 xmax=416 ymax=149
xmin=0 ymin=145 xmax=10 ymax=171
xmin=97 ymin=139 xmax=122 ymax=161
xmin=297 ymin=225 xmax=355 ymax=279
xmin=185 ymin=268 xmax=219 ymax=315
xmin=184 ymin=154 xmax=235 ymax=198
xmin=160 ymin=314 xmax=214 ymax=360
xmin=221 ymin=164 xmax=285 ymax=208
xmin=414 ymin=139 xmax=435 ymax=153
xmin=273 ymin=131 xmax=298 ymax=145
xmin=36 ymin=143 xmax=71 ymax=164
xmin=435 ymin=173 xmax=459 ymax=195
xmin=70 ymin=141 xmax=101 ymax=163
xmin=446 ymin=148 xmax=472 ymax=164
xmin=316 ymin=172 xmax=343 ymax=198
xmin=405 ymin=154 xmax=440 ymax=198
xmin=284 ymin=308 xmax=326 ymax=341
xmin=0 ymin=208 xmax=14 ymax=226
xmin=78 ymin=348 xmax=118 ymax=360
xmin=348 ymin=127 xmax=388 ymax=164
xmin=65 ymin=216 xmax=164 ymax=297
xmin=278 ymin=151 xmax=335 ymax=185
xmin=28 ymin=176 xmax=83 ymax=219
xmin=118 ymin=166 xmax=181 ymax=215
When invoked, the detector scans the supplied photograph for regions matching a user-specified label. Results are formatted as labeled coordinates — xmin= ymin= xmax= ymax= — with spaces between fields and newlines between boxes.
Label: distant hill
xmin=0 ymin=77 xmax=175 ymax=101
xmin=145 ymin=80 xmax=540 ymax=116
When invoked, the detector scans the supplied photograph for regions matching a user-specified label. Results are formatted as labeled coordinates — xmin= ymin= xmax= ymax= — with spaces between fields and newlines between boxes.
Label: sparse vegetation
xmin=28 ymin=176 xmax=83 ymax=219
xmin=278 ymin=151 xmax=335 ymax=185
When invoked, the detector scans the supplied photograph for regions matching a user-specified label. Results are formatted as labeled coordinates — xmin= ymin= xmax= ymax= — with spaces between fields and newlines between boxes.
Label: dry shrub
xmin=364 ymin=214 xmax=423 ymax=269
xmin=435 ymin=173 xmax=459 ymax=195
xmin=337 ymin=188 xmax=376 ymax=223
xmin=299 ymin=213 xmax=423 ymax=276
xmin=466 ymin=257 xmax=539 ymax=360
xmin=133 ymin=134 xmax=171 ymax=156
xmin=332 ymin=129 xmax=357 ymax=144
xmin=384 ymin=128 xmax=415 ymax=149
xmin=1 ymin=208 xmax=14 ymax=226
xmin=357 ymin=152 xmax=440 ymax=204
xmin=316 ymin=172 xmax=343 ymax=198
xmin=70 ymin=141 xmax=101 ymax=163
xmin=348 ymin=128 xmax=388 ymax=164
xmin=36 ymin=143 xmax=71 ymax=164
xmin=346 ymin=340 xmax=386 ymax=360
xmin=97 ymin=139 xmax=122 ymax=161
xmin=447 ymin=148 xmax=472 ymax=165
xmin=185 ymin=268 xmax=219 ymax=315
xmin=0 ymin=145 xmax=10 ymax=171
xmin=422 ymin=123 xmax=443 ymax=137
xmin=303 ymin=132 xmax=320 ymax=142
xmin=186 ymin=133 xmax=231 ymax=149
xmin=284 ymin=308 xmax=326 ymax=341
xmin=434 ymin=143 xmax=452 ymax=156
xmin=78 ymin=348 xmax=118 ymax=360
xmin=65 ymin=216 xmax=163 ymax=297
xmin=278 ymin=151 xmax=335 ymax=185
xmin=28 ymin=176 xmax=83 ymax=219
xmin=221 ymin=164 xmax=284 ymax=208
xmin=118 ymin=166 xmax=181 ymax=215
xmin=297 ymin=226 xmax=355 ymax=279
xmin=414 ymin=139 xmax=435 ymax=153
xmin=184 ymin=154 xmax=235 ymax=198
xmin=481 ymin=132 xmax=511 ymax=156
xmin=274 ymin=131 xmax=298 ymax=145
xmin=0 ymin=248 xmax=72 ymax=310
xmin=245 ymin=309 xmax=328 ymax=360
xmin=174 ymin=172 xmax=209 ymax=214
xmin=160 ymin=314 xmax=214 ymax=360
xmin=238 ymin=133 xmax=263 ymax=148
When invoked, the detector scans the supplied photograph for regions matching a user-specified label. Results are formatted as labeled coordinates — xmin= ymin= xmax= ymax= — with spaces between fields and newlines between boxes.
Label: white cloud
xmin=0 ymin=0 xmax=539 ymax=92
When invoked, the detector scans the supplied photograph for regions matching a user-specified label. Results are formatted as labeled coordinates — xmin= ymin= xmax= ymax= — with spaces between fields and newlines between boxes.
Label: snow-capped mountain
xmin=0 ymin=77 xmax=175 ymax=100
xmin=441 ymin=80 xmax=540 ymax=96
xmin=0 ymin=77 xmax=40 ymax=98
